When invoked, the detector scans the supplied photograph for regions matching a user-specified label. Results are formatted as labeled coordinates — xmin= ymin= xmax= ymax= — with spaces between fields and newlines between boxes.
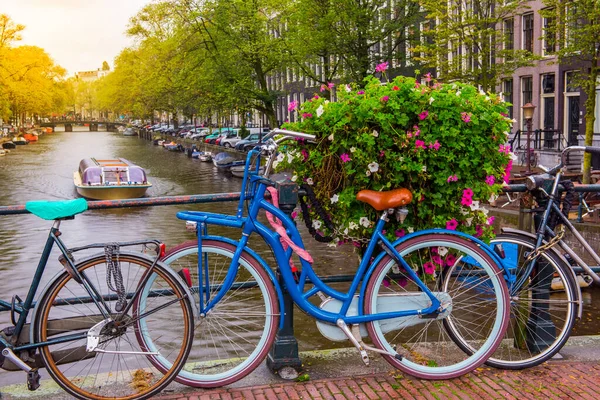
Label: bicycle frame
xmin=0 ymin=220 xmax=163 ymax=353
xmin=178 ymin=148 xmax=505 ymax=326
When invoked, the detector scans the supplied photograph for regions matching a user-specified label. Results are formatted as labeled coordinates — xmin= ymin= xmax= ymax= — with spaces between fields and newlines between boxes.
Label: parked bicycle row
xmin=1 ymin=131 xmax=598 ymax=399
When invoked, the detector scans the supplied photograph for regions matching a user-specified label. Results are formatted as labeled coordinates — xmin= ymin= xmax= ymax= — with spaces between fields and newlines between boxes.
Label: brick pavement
xmin=158 ymin=361 xmax=600 ymax=399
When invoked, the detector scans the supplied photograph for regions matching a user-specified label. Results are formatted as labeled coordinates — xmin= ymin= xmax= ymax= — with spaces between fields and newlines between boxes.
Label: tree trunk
xmin=582 ymin=71 xmax=598 ymax=184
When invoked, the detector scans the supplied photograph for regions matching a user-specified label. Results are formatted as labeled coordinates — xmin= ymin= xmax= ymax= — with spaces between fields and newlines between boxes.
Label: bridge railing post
xmin=266 ymin=173 xmax=303 ymax=380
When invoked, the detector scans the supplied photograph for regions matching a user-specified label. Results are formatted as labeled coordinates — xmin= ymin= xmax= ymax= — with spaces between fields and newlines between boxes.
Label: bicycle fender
xmin=201 ymin=235 xmax=286 ymax=330
xmin=498 ymin=228 xmax=583 ymax=319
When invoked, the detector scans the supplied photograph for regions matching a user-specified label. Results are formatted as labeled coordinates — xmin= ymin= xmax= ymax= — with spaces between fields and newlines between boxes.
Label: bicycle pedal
xmin=27 ymin=368 xmax=40 ymax=391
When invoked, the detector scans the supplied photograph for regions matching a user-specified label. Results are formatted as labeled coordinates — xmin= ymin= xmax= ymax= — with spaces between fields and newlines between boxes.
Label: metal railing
xmin=509 ymin=129 xmax=566 ymax=152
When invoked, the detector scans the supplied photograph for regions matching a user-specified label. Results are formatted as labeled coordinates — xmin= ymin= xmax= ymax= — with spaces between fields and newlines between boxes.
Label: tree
xmin=101 ymin=60 xmax=110 ymax=71
xmin=285 ymin=0 xmax=424 ymax=87
xmin=0 ymin=14 xmax=24 ymax=49
xmin=541 ymin=1 xmax=600 ymax=183
xmin=418 ymin=0 xmax=536 ymax=92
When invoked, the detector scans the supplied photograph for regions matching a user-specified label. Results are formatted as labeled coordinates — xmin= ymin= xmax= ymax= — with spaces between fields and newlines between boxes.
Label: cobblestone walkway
xmin=158 ymin=361 xmax=600 ymax=399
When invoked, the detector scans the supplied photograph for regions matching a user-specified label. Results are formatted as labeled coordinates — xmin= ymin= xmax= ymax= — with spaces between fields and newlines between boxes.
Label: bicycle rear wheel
xmin=34 ymin=253 xmax=194 ymax=400
xmin=364 ymin=234 xmax=510 ymax=379
xmin=148 ymin=239 xmax=279 ymax=388
xmin=477 ymin=233 xmax=577 ymax=369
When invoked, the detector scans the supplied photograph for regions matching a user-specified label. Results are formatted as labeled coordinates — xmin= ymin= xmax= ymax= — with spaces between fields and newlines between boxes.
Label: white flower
xmin=291 ymin=175 xmax=298 ymax=182
xmin=286 ymin=151 xmax=296 ymax=163
xmin=306 ymin=178 xmax=314 ymax=185
xmin=429 ymin=97 xmax=435 ymax=104
xmin=498 ymin=92 xmax=503 ymax=100
xmin=368 ymin=162 xmax=379 ymax=173
xmin=422 ymin=165 xmax=427 ymax=172
xmin=366 ymin=170 xmax=371 ymax=176
xmin=407 ymin=227 xmax=414 ymax=233
xmin=456 ymin=90 xmax=461 ymax=96
xmin=510 ymin=118 xmax=517 ymax=124
xmin=438 ymin=246 xmax=448 ymax=256
xmin=451 ymin=84 xmax=457 ymax=89
xmin=330 ymin=194 xmax=339 ymax=204
xmin=480 ymin=207 xmax=489 ymax=216
xmin=488 ymin=194 xmax=498 ymax=203
xmin=312 ymin=220 xmax=322 ymax=229
xmin=372 ymin=130 xmax=379 ymax=137
xmin=350 ymin=147 xmax=356 ymax=153
xmin=503 ymin=131 xmax=510 ymax=138
xmin=392 ymin=265 xmax=401 ymax=274
xmin=399 ymin=156 xmax=404 ymax=162
xmin=343 ymin=227 xmax=349 ymax=235
xmin=345 ymin=84 xmax=352 ymax=92
xmin=316 ymin=105 xmax=325 ymax=117
xmin=349 ymin=222 xmax=358 ymax=230
xmin=465 ymin=217 xmax=473 ymax=226
xmin=273 ymin=160 xmax=279 ymax=169
xmin=276 ymin=153 xmax=285 ymax=162
xmin=510 ymin=152 xmax=517 ymax=161
xmin=328 ymin=133 xmax=334 ymax=141
xmin=460 ymin=208 xmax=470 ymax=215
xmin=325 ymin=100 xmax=330 ymax=104
xmin=485 ymin=96 xmax=490 ymax=101
xmin=478 ymin=86 xmax=486 ymax=95
xmin=359 ymin=217 xmax=371 ymax=228
xmin=469 ymin=201 xmax=480 ymax=211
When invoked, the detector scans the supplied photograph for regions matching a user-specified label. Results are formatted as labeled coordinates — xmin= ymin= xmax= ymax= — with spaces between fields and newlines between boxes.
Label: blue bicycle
xmin=148 ymin=129 xmax=510 ymax=387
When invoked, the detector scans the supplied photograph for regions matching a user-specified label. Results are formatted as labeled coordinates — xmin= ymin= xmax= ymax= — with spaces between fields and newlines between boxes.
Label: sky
xmin=1 ymin=0 xmax=152 ymax=76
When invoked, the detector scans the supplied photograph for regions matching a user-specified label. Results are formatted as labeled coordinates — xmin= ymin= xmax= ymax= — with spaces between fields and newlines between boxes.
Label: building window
xmin=542 ymin=74 xmax=555 ymax=94
xmin=521 ymin=76 xmax=533 ymax=129
xmin=522 ymin=13 xmax=534 ymax=53
xmin=566 ymin=71 xmax=579 ymax=92
xmin=504 ymin=18 xmax=514 ymax=51
xmin=543 ymin=14 xmax=556 ymax=56
xmin=503 ymin=80 xmax=513 ymax=119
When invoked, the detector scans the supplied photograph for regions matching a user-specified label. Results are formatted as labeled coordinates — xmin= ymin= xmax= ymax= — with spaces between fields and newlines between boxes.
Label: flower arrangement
xmin=276 ymin=73 xmax=512 ymax=245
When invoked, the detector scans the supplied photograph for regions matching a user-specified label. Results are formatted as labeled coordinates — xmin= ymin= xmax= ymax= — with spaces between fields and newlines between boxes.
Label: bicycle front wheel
xmin=153 ymin=239 xmax=279 ymax=388
xmin=478 ymin=233 xmax=577 ymax=369
xmin=364 ymin=234 xmax=510 ymax=379
xmin=34 ymin=254 xmax=194 ymax=400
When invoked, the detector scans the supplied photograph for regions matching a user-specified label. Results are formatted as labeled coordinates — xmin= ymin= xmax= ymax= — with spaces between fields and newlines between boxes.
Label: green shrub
xmin=277 ymin=74 xmax=512 ymax=243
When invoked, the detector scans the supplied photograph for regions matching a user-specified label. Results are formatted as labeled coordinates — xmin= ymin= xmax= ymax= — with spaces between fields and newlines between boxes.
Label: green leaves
xmin=276 ymin=75 xmax=511 ymax=243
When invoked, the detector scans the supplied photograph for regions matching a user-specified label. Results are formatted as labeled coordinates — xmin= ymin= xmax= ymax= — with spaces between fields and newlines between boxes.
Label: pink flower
xmin=313 ymin=94 xmax=320 ymax=100
xmin=320 ymin=84 xmax=326 ymax=92
xmin=340 ymin=153 xmax=351 ymax=163
xmin=395 ymin=229 xmax=405 ymax=237
xmin=475 ymin=225 xmax=483 ymax=237
xmin=392 ymin=85 xmax=399 ymax=91
xmin=380 ymin=95 xmax=389 ymax=102
xmin=446 ymin=254 xmax=457 ymax=267
xmin=415 ymin=140 xmax=426 ymax=149
xmin=328 ymin=82 xmax=334 ymax=89
xmin=418 ymin=111 xmax=429 ymax=120
xmin=375 ymin=62 xmax=388 ymax=73
xmin=429 ymin=140 xmax=440 ymax=150
xmin=447 ymin=175 xmax=458 ymax=183
xmin=288 ymin=101 xmax=298 ymax=112
xmin=446 ymin=219 xmax=458 ymax=230
xmin=461 ymin=196 xmax=473 ymax=206
xmin=499 ymin=144 xmax=511 ymax=154
xmin=357 ymin=90 xmax=365 ymax=95
xmin=463 ymin=188 xmax=474 ymax=198
xmin=424 ymin=72 xmax=432 ymax=82
xmin=423 ymin=261 xmax=436 ymax=275
xmin=301 ymin=149 xmax=309 ymax=161
xmin=291 ymin=211 xmax=298 ymax=219
xmin=461 ymin=112 xmax=471 ymax=123
xmin=413 ymin=125 xmax=421 ymax=136
xmin=432 ymin=255 xmax=443 ymax=265
xmin=302 ymin=113 xmax=313 ymax=118
xmin=379 ymin=150 xmax=385 ymax=157
xmin=485 ymin=175 xmax=495 ymax=185
xmin=504 ymin=159 xmax=513 ymax=183
xmin=487 ymin=216 xmax=496 ymax=225
xmin=500 ymin=112 xmax=509 ymax=117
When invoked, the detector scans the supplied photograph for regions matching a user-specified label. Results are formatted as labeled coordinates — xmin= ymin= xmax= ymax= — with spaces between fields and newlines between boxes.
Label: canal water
xmin=1 ymin=128 xmax=599 ymax=365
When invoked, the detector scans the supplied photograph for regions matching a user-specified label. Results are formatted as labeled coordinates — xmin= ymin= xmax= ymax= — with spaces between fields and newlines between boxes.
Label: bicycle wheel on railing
xmin=149 ymin=239 xmax=280 ymax=388
xmin=479 ymin=233 xmax=577 ymax=369
xmin=33 ymin=253 xmax=194 ymax=400
xmin=364 ymin=234 xmax=510 ymax=379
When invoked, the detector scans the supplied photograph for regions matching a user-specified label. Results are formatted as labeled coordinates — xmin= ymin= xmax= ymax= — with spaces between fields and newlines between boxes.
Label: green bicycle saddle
xmin=25 ymin=198 xmax=88 ymax=220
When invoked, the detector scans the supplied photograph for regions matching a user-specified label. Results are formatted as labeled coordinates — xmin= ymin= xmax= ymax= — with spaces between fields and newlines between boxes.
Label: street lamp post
xmin=522 ymin=102 xmax=536 ymax=174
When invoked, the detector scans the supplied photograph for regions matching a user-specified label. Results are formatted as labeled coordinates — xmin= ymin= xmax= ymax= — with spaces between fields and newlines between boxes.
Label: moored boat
xmin=123 ymin=127 xmax=137 ymax=136
xmin=0 ymin=149 xmax=6 ymax=156
xmin=12 ymin=136 xmax=28 ymax=145
xmin=2 ymin=141 xmax=16 ymax=149
xmin=73 ymin=158 xmax=152 ymax=200
xmin=231 ymin=165 xmax=264 ymax=178
xmin=199 ymin=153 xmax=212 ymax=162
xmin=23 ymin=133 xmax=38 ymax=142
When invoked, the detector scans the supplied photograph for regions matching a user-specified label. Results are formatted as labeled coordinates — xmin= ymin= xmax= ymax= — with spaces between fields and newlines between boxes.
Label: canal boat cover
xmin=78 ymin=158 xmax=148 ymax=186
